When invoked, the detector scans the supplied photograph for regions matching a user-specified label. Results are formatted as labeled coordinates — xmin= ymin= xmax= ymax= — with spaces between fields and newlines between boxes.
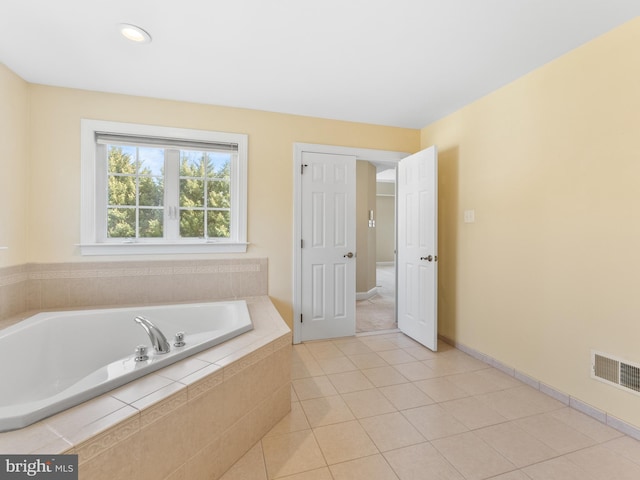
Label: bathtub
xmin=0 ymin=300 xmax=253 ymax=432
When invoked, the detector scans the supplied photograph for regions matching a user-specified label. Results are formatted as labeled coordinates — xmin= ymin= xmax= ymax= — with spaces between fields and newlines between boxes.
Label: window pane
xmin=107 ymin=208 xmax=135 ymax=238
xmin=139 ymin=176 xmax=164 ymax=206
xmin=108 ymin=145 xmax=137 ymax=174
xmin=207 ymin=154 xmax=231 ymax=179
xmin=138 ymin=147 xmax=164 ymax=176
xmin=207 ymin=179 xmax=230 ymax=208
xmin=207 ymin=211 xmax=231 ymax=238
xmin=180 ymin=150 xmax=207 ymax=177
xmin=180 ymin=179 xmax=204 ymax=207
xmin=180 ymin=210 xmax=204 ymax=238
xmin=108 ymin=176 xmax=136 ymax=206
xmin=139 ymin=209 xmax=163 ymax=237
xmin=84 ymin=120 xmax=247 ymax=250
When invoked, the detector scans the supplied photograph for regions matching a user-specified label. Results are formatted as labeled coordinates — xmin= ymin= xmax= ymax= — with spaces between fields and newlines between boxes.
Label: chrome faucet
xmin=134 ymin=316 xmax=171 ymax=354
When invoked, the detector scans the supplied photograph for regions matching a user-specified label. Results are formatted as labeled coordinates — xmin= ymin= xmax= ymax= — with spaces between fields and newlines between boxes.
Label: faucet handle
xmin=135 ymin=345 xmax=149 ymax=362
xmin=174 ymin=332 xmax=186 ymax=347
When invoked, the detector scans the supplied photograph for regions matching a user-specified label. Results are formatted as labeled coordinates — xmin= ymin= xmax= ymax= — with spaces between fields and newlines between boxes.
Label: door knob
xmin=344 ymin=252 xmax=354 ymax=258
xmin=420 ymin=255 xmax=433 ymax=262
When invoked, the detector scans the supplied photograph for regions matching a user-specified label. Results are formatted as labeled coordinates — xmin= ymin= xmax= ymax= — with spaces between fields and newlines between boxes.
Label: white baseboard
xmin=438 ymin=334 xmax=640 ymax=441
xmin=356 ymin=287 xmax=378 ymax=301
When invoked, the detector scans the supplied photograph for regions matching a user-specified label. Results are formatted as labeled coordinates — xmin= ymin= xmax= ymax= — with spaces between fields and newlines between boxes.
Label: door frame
xmin=293 ymin=143 xmax=409 ymax=344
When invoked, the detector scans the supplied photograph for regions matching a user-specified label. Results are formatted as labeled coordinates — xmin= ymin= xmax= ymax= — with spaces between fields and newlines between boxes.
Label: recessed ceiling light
xmin=119 ymin=23 xmax=152 ymax=44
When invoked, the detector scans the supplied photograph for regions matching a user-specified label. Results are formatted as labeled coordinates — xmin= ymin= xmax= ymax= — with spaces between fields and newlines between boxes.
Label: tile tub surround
xmin=0 ymin=296 xmax=292 ymax=480
xmin=0 ymin=263 xmax=28 ymax=322
xmin=0 ymin=258 xmax=267 ymax=324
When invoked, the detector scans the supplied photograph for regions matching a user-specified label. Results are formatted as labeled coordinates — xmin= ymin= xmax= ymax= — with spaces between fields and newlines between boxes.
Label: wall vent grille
xmin=592 ymin=350 xmax=640 ymax=396
xmin=620 ymin=363 xmax=640 ymax=392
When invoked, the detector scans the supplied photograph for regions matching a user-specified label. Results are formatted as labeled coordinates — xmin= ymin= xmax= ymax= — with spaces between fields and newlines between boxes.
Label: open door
xmin=299 ymin=151 xmax=357 ymax=341
xmin=397 ymin=146 xmax=438 ymax=350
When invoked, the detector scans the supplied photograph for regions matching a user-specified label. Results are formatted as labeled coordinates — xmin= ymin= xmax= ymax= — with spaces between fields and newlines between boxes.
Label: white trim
xmin=440 ymin=334 xmax=640 ymax=441
xmin=80 ymin=119 xmax=248 ymax=255
xmin=293 ymin=142 xmax=409 ymax=344
xmin=356 ymin=287 xmax=378 ymax=301
xmin=77 ymin=242 xmax=249 ymax=255
xmin=356 ymin=328 xmax=401 ymax=337
xmin=294 ymin=143 xmax=409 ymax=163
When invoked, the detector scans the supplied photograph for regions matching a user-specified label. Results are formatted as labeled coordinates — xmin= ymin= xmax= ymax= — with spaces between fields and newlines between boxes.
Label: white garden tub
xmin=0 ymin=300 xmax=253 ymax=432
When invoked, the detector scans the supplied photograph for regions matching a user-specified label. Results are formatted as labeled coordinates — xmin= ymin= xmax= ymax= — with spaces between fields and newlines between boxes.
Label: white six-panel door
xmin=300 ymin=151 xmax=357 ymax=341
xmin=397 ymin=146 xmax=438 ymax=350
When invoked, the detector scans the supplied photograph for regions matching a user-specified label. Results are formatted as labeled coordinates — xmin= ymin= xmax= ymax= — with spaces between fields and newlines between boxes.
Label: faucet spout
xmin=134 ymin=316 xmax=171 ymax=354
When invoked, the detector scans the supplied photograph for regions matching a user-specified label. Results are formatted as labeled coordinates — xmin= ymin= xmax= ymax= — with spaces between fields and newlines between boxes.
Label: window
xmin=80 ymin=120 xmax=248 ymax=254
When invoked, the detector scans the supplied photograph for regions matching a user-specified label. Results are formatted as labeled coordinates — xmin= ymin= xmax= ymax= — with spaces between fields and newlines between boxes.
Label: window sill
xmin=77 ymin=242 xmax=249 ymax=256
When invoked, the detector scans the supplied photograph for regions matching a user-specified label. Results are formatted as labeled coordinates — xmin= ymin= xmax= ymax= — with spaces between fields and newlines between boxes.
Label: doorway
xmin=355 ymin=162 xmax=398 ymax=333
xmin=294 ymin=143 xmax=438 ymax=348
xmin=293 ymin=143 xmax=407 ymax=344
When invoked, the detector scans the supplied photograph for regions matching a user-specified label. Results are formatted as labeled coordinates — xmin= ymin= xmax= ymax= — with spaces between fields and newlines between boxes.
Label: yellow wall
xmin=423 ymin=18 xmax=640 ymax=427
xmin=376 ymin=188 xmax=396 ymax=262
xmin=21 ymin=84 xmax=419 ymax=324
xmin=356 ymin=161 xmax=377 ymax=294
xmin=6 ymin=17 xmax=639 ymax=430
xmin=0 ymin=64 xmax=29 ymax=267
xmin=365 ymin=163 xmax=378 ymax=290
xmin=376 ymin=182 xmax=395 ymax=263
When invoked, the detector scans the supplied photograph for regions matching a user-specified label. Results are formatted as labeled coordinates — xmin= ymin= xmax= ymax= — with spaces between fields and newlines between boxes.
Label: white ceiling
xmin=1 ymin=1 xmax=638 ymax=129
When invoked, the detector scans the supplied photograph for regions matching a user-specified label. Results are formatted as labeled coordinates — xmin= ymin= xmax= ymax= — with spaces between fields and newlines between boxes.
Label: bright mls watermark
xmin=1 ymin=455 xmax=78 ymax=479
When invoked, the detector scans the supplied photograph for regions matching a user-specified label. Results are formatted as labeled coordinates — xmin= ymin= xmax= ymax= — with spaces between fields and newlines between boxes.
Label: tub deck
xmin=0 ymin=296 xmax=292 ymax=480
xmin=0 ymin=300 xmax=254 ymax=432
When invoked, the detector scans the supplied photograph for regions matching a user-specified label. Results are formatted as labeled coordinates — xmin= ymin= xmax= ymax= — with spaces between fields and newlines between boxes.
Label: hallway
xmin=219 ymin=333 xmax=640 ymax=480
xmin=356 ymin=264 xmax=396 ymax=333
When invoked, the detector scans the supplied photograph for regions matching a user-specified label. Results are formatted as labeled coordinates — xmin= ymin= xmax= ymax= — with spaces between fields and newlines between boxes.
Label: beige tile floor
xmin=220 ymin=333 xmax=640 ymax=480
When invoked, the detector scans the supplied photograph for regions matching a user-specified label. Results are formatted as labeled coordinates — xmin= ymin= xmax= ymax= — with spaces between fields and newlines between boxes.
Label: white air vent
xmin=591 ymin=350 xmax=640 ymax=396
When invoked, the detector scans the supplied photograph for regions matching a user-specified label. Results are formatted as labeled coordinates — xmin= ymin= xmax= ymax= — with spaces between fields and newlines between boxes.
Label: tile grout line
xmin=314 ymin=335 xmax=626 ymax=478
xmin=267 ymin=335 xmax=640 ymax=480
xmin=328 ymin=335 xmax=500 ymax=480
xmin=305 ymin=338 xmax=415 ymax=480
xmin=305 ymin=338 xmax=470 ymax=479
xmin=442 ymin=335 xmax=640 ymax=442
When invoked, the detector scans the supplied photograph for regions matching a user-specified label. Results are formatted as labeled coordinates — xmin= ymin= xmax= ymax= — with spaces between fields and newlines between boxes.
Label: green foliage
xmin=107 ymin=147 xmax=136 ymax=206
xmin=179 ymin=151 xmax=231 ymax=238
xmin=107 ymin=208 xmax=135 ymax=238
xmin=207 ymin=211 xmax=231 ymax=238
xmin=107 ymin=146 xmax=163 ymax=238
xmin=106 ymin=146 xmax=231 ymax=239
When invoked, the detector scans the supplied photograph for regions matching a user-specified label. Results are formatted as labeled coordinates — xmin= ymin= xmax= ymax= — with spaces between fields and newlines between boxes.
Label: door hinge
xmin=300 ymin=314 xmax=303 ymax=323
xmin=301 ymin=163 xmax=308 ymax=174
xmin=301 ymin=239 xmax=304 ymax=248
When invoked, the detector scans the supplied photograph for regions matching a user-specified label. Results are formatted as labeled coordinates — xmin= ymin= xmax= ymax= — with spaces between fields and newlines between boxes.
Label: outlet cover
xmin=464 ymin=210 xmax=475 ymax=223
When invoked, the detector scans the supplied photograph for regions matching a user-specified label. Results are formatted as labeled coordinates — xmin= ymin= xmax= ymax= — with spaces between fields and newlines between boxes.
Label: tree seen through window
xmin=179 ymin=150 xmax=231 ymax=238
xmin=106 ymin=146 xmax=231 ymax=239
xmin=107 ymin=145 xmax=164 ymax=238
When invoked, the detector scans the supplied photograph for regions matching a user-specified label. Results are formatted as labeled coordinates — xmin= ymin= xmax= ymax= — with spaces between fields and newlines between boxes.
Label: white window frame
xmin=80 ymin=119 xmax=248 ymax=255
